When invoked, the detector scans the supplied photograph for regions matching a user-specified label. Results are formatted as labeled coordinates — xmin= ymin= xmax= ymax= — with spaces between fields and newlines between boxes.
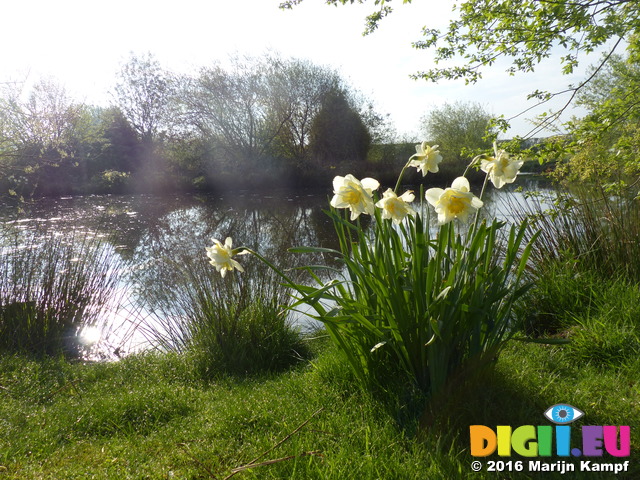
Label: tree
xmin=178 ymin=56 xmax=292 ymax=167
xmin=267 ymin=57 xmax=342 ymax=163
xmin=113 ymin=53 xmax=176 ymax=191
xmin=281 ymin=0 xmax=639 ymax=135
xmin=421 ymin=101 xmax=494 ymax=165
xmin=308 ymin=88 xmax=372 ymax=168
xmin=0 ymin=79 xmax=89 ymax=196
xmin=79 ymin=106 xmax=141 ymax=179
xmin=113 ymin=52 xmax=172 ymax=145
xmin=555 ymin=36 xmax=640 ymax=186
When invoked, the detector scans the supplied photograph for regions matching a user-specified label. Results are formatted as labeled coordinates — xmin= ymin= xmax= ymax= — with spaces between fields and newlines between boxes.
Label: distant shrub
xmin=90 ymin=170 xmax=131 ymax=194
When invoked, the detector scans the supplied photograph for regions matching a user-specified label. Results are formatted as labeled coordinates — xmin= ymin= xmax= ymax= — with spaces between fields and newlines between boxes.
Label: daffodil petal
xmin=425 ymin=188 xmax=444 ymax=206
xmin=471 ymin=197 xmax=484 ymax=209
xmin=400 ymin=190 xmax=415 ymax=203
xmin=451 ymin=176 xmax=470 ymax=192
xmin=332 ymin=175 xmax=346 ymax=192
xmin=361 ymin=177 xmax=380 ymax=192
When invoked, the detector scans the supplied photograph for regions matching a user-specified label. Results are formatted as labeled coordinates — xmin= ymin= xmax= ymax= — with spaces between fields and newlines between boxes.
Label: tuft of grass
xmin=516 ymin=258 xmax=603 ymax=335
xmin=562 ymin=280 xmax=640 ymax=368
xmin=0 ymin=227 xmax=123 ymax=357
xmin=138 ymin=249 xmax=311 ymax=378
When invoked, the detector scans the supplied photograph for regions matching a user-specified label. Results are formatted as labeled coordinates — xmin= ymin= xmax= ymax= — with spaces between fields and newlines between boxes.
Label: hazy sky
xmin=1 ymin=0 xmax=604 ymax=138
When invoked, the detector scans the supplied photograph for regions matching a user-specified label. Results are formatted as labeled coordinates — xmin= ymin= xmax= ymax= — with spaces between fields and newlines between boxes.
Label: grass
xmin=135 ymin=244 xmax=311 ymax=378
xmin=1 ymin=314 xmax=638 ymax=479
xmin=0 ymin=227 xmax=123 ymax=357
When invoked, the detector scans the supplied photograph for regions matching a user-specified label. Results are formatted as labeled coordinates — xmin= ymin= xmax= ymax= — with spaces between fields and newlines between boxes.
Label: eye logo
xmin=544 ymin=404 xmax=584 ymax=424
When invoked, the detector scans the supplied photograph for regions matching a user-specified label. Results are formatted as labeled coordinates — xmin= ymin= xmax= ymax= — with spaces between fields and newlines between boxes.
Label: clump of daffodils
xmin=200 ymin=140 xmax=534 ymax=411
xmin=327 ymin=141 xmax=509 ymax=226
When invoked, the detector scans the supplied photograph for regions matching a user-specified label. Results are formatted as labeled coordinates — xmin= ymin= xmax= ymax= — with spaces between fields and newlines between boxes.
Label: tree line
xmin=0 ymin=54 xmax=399 ymax=198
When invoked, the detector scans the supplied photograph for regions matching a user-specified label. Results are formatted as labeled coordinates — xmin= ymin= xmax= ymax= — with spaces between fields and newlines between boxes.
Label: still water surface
xmin=0 ymin=176 xmax=553 ymax=359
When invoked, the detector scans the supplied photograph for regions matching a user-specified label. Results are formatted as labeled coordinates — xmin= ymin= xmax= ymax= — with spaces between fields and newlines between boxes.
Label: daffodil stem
xmin=242 ymin=248 xmax=296 ymax=286
xmin=462 ymin=155 xmax=483 ymax=178
xmin=393 ymin=160 xmax=412 ymax=194
xmin=470 ymin=172 xmax=491 ymax=238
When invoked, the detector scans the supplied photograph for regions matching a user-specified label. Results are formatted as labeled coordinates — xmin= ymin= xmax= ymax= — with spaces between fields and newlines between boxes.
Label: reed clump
xmin=138 ymin=249 xmax=311 ymax=378
xmin=0 ymin=227 xmax=121 ymax=356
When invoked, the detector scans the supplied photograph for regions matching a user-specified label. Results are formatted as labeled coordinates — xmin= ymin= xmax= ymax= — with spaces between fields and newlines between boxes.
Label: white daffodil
xmin=205 ymin=237 xmax=248 ymax=278
xmin=408 ymin=142 xmax=443 ymax=176
xmin=375 ymin=188 xmax=416 ymax=224
xmin=480 ymin=143 xmax=524 ymax=189
xmin=330 ymin=174 xmax=380 ymax=220
xmin=425 ymin=176 xmax=484 ymax=224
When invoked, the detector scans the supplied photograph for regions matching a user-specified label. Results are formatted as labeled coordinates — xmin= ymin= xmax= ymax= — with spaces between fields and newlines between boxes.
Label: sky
xmin=0 ymin=0 xmax=607 ymax=139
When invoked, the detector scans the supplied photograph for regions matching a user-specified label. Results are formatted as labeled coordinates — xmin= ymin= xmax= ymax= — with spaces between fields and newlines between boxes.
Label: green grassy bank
xmin=1 ymin=297 xmax=639 ymax=480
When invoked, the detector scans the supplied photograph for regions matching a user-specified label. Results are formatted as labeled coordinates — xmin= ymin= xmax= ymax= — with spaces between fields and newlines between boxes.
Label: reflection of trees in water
xmin=0 ymin=194 xmax=200 ymax=261
xmin=128 ymin=192 xmax=342 ymax=311
xmin=132 ymin=193 xmax=334 ymax=258
xmin=0 ymin=177 xmax=555 ymax=271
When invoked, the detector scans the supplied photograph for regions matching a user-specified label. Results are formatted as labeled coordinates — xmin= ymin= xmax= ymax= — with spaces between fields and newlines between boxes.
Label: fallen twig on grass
xmin=178 ymin=443 xmax=220 ymax=480
xmin=224 ymin=451 xmax=324 ymax=478
xmin=44 ymin=379 xmax=82 ymax=402
xmin=247 ymin=407 xmax=324 ymax=466
xmin=222 ymin=407 xmax=325 ymax=479
xmin=181 ymin=407 xmax=325 ymax=479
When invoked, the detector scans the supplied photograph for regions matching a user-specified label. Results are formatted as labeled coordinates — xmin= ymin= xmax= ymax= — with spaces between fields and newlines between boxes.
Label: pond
xmin=0 ymin=175 xmax=554 ymax=359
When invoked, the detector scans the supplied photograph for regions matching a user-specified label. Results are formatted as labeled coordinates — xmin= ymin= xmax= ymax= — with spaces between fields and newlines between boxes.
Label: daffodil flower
xmin=205 ymin=237 xmax=248 ymax=278
xmin=408 ymin=142 xmax=443 ymax=176
xmin=425 ymin=176 xmax=484 ymax=224
xmin=330 ymin=174 xmax=380 ymax=220
xmin=480 ymin=143 xmax=524 ymax=188
xmin=375 ymin=188 xmax=416 ymax=224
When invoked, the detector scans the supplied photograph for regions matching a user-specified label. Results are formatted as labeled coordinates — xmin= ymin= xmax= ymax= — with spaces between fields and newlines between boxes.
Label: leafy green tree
xmin=421 ymin=101 xmax=494 ymax=165
xmin=0 ymin=79 xmax=89 ymax=196
xmin=97 ymin=107 xmax=141 ymax=174
xmin=78 ymin=106 xmax=141 ymax=188
xmin=555 ymin=36 xmax=640 ymax=186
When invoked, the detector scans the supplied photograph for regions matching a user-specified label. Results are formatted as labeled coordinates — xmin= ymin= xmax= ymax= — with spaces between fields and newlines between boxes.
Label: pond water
xmin=0 ymin=175 xmax=554 ymax=359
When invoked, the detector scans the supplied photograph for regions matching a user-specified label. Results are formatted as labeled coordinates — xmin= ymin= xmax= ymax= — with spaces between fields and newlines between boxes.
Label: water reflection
xmin=0 ymin=176 xmax=555 ymax=359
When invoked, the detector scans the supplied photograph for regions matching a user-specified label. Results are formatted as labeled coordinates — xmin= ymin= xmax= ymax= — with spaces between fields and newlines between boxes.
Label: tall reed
xmin=508 ymin=186 xmax=640 ymax=281
xmin=0 ymin=227 xmax=121 ymax=356
xmin=503 ymin=185 xmax=640 ymax=334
